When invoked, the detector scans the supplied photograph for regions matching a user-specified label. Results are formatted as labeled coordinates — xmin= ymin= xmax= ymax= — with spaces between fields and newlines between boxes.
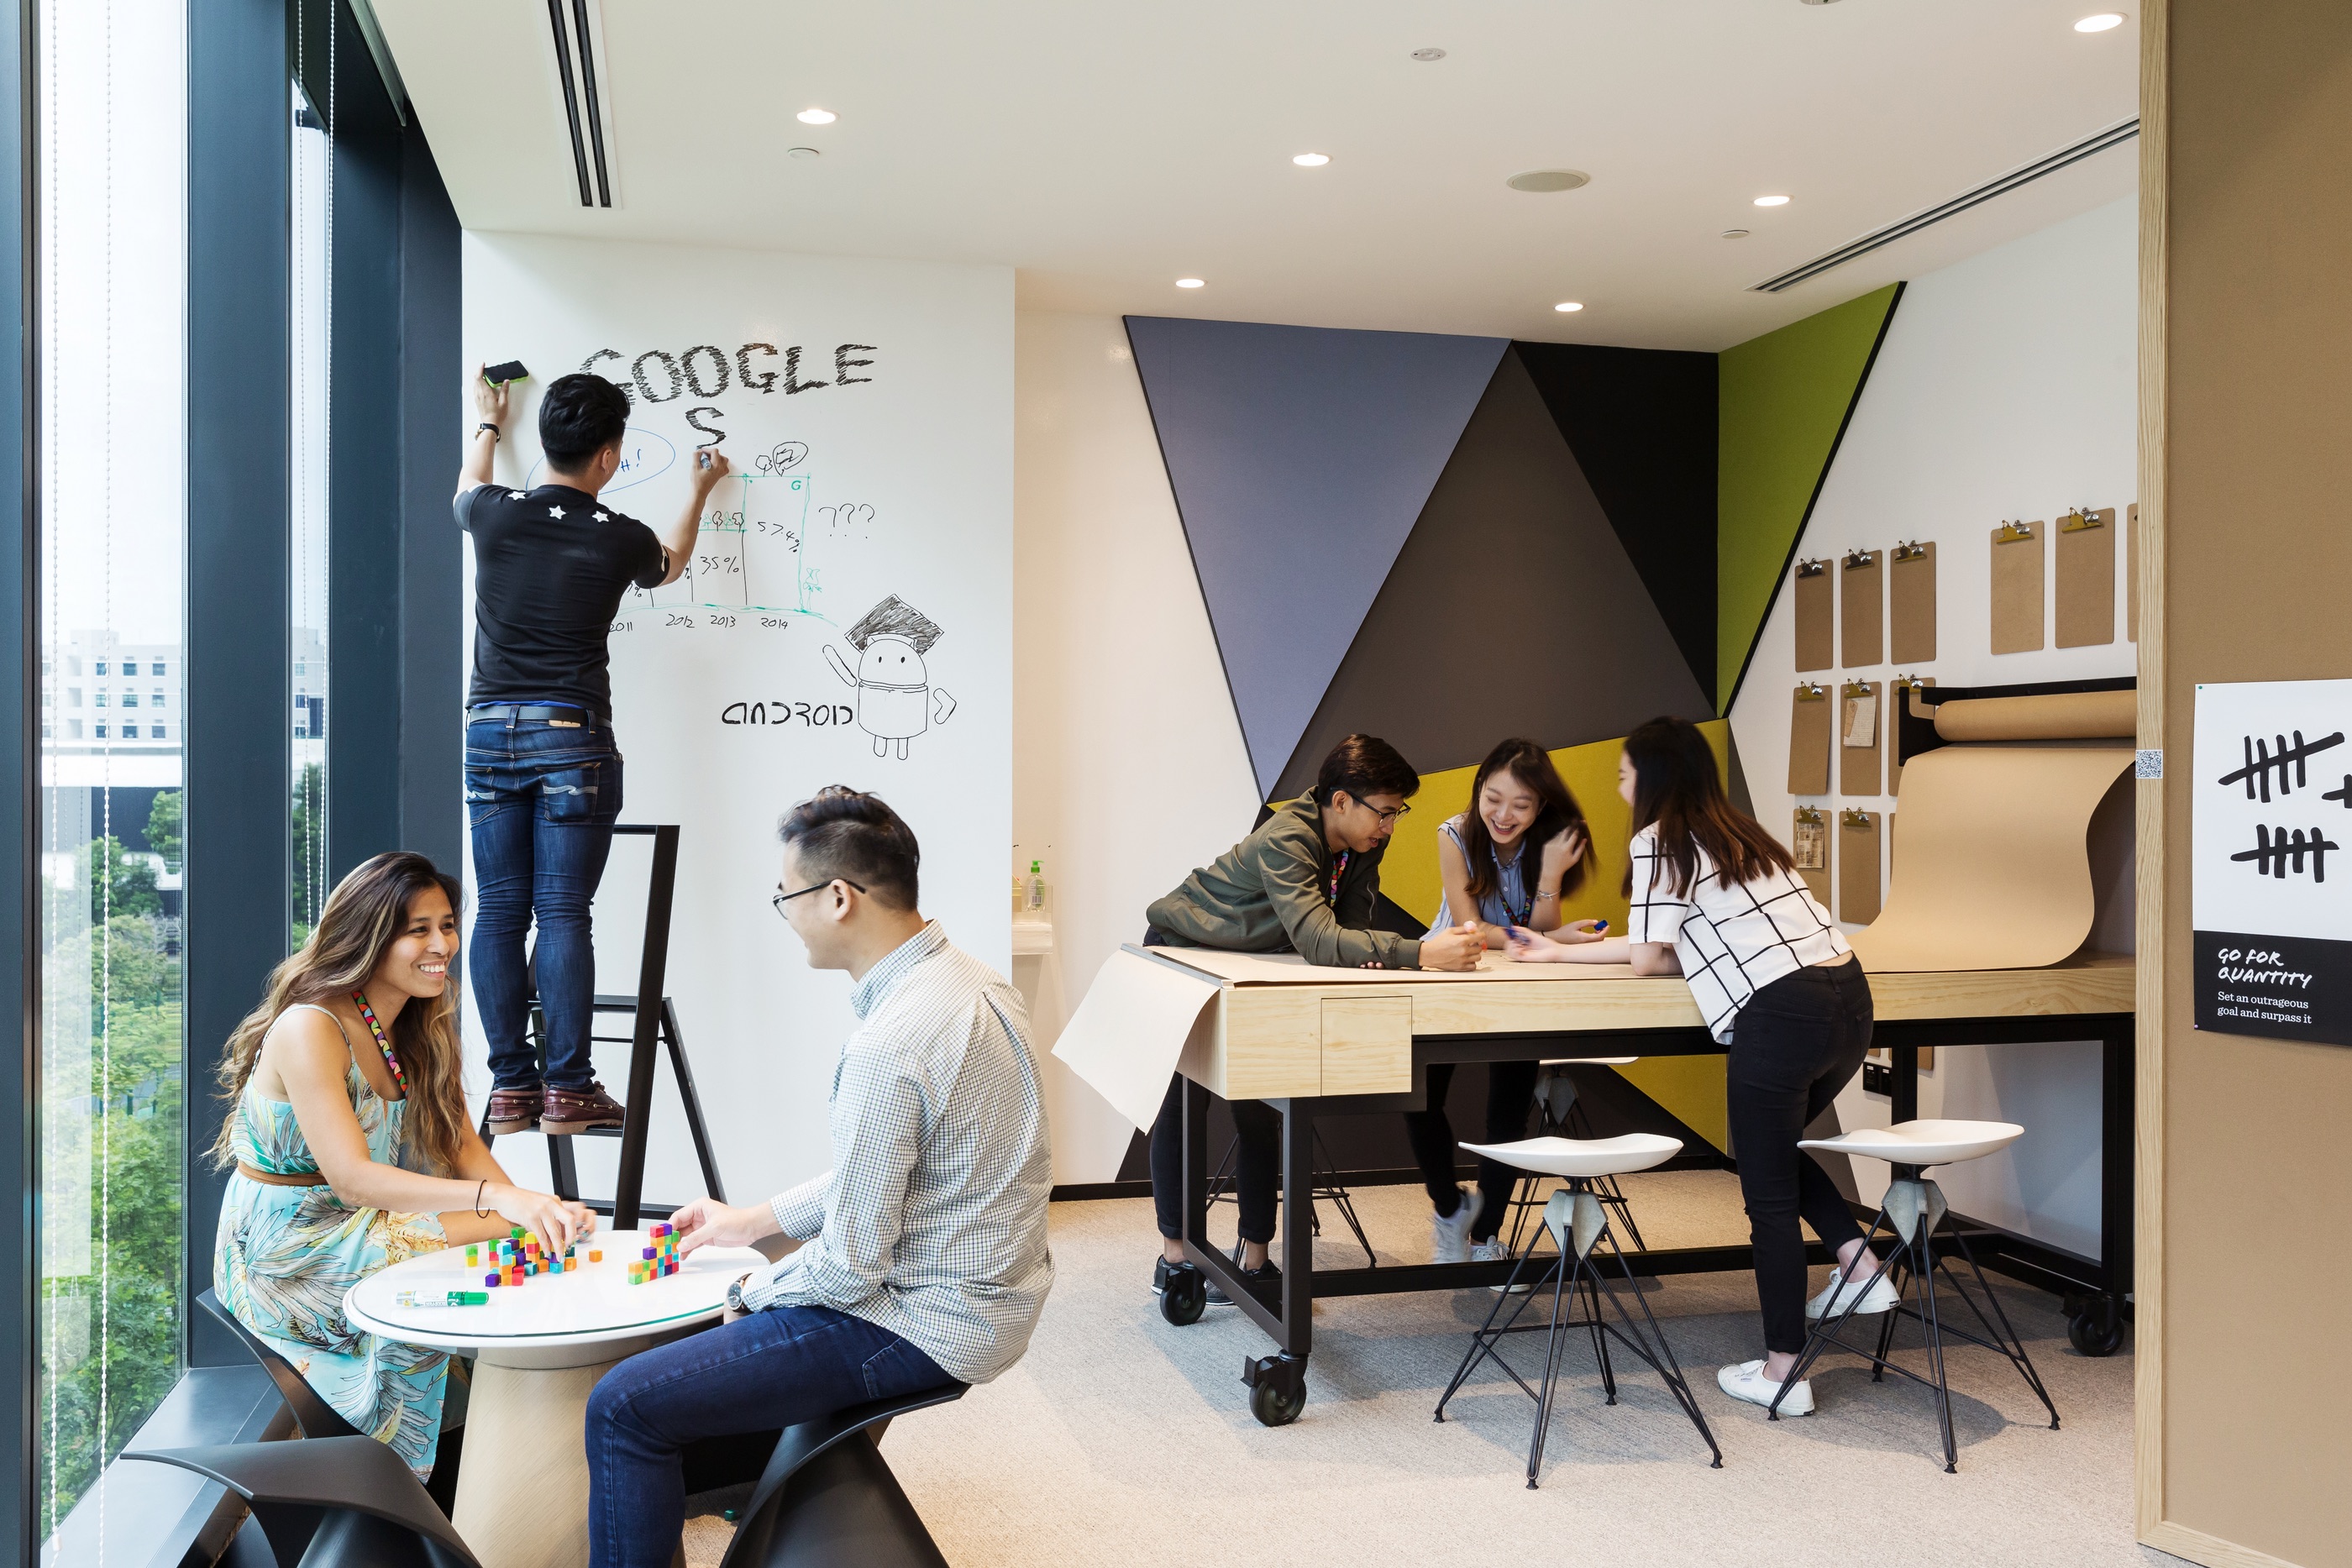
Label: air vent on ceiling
xmin=547 ymin=0 xmax=612 ymax=207
xmin=1749 ymin=117 xmax=2139 ymax=293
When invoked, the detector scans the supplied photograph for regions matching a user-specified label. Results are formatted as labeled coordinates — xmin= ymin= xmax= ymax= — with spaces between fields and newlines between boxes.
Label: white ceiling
xmin=369 ymin=0 xmax=2139 ymax=352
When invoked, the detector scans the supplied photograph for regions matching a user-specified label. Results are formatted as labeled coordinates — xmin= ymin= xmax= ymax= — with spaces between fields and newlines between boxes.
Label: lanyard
xmin=1326 ymin=850 xmax=1351 ymax=906
xmin=1494 ymin=844 xmax=1535 ymax=926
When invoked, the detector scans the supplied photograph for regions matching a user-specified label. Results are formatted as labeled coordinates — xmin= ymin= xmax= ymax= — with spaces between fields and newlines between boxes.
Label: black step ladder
xmin=479 ymin=824 xmax=726 ymax=1227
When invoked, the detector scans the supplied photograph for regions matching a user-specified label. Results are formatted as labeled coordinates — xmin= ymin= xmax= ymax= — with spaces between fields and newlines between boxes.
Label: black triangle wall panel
xmin=1515 ymin=342 xmax=1718 ymax=696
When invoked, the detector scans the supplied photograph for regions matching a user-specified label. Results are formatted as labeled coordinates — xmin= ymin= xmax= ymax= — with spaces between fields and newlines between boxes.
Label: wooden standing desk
xmin=1131 ymin=945 xmax=2134 ymax=1427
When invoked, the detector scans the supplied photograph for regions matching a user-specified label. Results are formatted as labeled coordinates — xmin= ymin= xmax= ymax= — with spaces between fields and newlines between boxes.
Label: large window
xmin=35 ymin=0 xmax=191 ymax=1536
xmin=291 ymin=80 xmax=330 ymax=946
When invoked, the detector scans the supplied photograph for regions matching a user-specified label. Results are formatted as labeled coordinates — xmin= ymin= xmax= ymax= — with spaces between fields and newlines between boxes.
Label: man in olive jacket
xmin=1142 ymin=734 xmax=1482 ymax=1301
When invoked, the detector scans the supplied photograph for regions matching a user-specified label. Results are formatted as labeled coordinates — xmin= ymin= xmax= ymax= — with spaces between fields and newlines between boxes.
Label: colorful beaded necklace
xmin=350 ymin=991 xmax=409 ymax=1097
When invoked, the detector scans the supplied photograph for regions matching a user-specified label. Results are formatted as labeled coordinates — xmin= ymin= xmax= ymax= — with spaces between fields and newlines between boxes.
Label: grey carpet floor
xmin=686 ymin=1175 xmax=2174 ymax=1567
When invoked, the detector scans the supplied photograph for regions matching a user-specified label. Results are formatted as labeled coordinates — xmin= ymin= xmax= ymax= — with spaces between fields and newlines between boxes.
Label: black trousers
xmin=1148 ymin=1073 xmax=1280 ymax=1245
xmin=1141 ymin=927 xmax=1278 ymax=1245
xmin=1725 ymin=957 xmax=1874 ymax=1354
xmin=1399 ymin=1061 xmax=1540 ymax=1242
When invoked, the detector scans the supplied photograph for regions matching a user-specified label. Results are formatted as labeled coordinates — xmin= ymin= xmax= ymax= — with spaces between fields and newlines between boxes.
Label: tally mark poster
xmin=2192 ymin=679 xmax=2352 ymax=1046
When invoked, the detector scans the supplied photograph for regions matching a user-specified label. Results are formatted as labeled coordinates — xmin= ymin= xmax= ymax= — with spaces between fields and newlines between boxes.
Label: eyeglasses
xmin=772 ymin=878 xmax=866 ymax=918
xmin=1351 ymin=800 xmax=1411 ymax=826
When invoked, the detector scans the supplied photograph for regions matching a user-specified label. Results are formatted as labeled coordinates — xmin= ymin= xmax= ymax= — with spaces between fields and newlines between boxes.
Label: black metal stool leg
xmin=1311 ymin=1128 xmax=1377 ymax=1266
xmin=1526 ymin=1252 xmax=1582 ymax=1488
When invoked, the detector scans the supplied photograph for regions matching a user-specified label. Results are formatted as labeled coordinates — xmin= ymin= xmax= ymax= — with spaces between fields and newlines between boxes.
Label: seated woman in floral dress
xmin=212 ymin=851 xmax=594 ymax=1476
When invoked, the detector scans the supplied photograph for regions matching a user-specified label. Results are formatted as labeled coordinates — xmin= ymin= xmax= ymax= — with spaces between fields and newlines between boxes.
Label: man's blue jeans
xmin=465 ymin=712 xmax=622 ymax=1090
xmin=584 ymin=1305 xmax=953 ymax=1568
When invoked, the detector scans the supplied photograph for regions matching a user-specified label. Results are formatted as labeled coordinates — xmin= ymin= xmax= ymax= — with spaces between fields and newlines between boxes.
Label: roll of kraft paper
xmin=1846 ymin=745 xmax=2133 ymax=973
xmin=1932 ymin=690 xmax=2136 ymax=743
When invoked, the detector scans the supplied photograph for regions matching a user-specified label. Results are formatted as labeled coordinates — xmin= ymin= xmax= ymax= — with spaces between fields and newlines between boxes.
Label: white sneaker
xmin=1471 ymin=1238 xmax=1534 ymax=1293
xmin=1805 ymin=1263 xmax=1900 ymax=1320
xmin=1718 ymin=1359 xmax=1814 ymax=1416
xmin=1431 ymin=1186 xmax=1483 ymax=1264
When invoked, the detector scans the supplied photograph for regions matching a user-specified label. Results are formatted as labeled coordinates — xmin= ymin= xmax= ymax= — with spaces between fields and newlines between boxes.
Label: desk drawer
xmin=1321 ymin=994 xmax=1413 ymax=1094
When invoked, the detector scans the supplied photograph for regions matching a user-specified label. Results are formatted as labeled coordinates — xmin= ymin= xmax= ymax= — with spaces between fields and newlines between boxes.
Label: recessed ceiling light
xmin=1554 ymin=302 xmax=1584 ymax=313
xmin=1753 ymin=194 xmax=1792 ymax=207
xmin=787 ymin=146 xmax=821 ymax=160
xmin=795 ymin=108 xmax=837 ymax=125
xmin=2075 ymin=13 xmax=2125 ymax=31
xmin=1175 ymin=277 xmax=1205 ymax=289
xmin=1721 ymin=228 xmax=1751 ymax=239
xmin=1506 ymin=169 xmax=1591 ymax=193
xmin=1411 ymin=47 xmax=1446 ymax=61
xmin=1293 ymin=153 xmax=1331 ymax=167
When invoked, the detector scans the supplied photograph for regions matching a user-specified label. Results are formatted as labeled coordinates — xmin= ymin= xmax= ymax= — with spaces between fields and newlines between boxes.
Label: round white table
xmin=345 ymin=1228 xmax=767 ymax=1568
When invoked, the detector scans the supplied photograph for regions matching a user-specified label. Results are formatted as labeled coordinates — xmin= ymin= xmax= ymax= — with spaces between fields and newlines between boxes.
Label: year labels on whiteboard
xmin=2192 ymin=679 xmax=2352 ymax=1046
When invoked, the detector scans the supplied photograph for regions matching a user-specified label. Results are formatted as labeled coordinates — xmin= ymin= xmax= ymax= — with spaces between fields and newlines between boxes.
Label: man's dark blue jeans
xmin=465 ymin=710 xmax=622 ymax=1090
xmin=584 ymin=1304 xmax=953 ymax=1568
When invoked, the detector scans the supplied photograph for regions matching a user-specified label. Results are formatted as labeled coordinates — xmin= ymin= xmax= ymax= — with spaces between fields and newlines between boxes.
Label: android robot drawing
xmin=824 ymin=595 xmax=957 ymax=758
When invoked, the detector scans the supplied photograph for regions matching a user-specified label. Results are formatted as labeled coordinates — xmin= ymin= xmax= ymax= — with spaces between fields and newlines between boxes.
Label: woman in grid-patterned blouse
xmin=1503 ymin=716 xmax=1893 ymax=1419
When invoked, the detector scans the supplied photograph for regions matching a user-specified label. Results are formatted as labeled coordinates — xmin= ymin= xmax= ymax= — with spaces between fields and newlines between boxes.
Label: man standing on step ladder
xmin=457 ymin=367 xmax=731 ymax=1137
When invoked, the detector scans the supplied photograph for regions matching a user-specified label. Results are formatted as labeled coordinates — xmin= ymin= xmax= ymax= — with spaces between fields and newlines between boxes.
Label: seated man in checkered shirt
xmin=581 ymin=787 xmax=1053 ymax=1568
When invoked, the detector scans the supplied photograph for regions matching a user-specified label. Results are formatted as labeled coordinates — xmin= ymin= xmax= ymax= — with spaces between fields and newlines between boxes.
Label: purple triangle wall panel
xmin=1124 ymin=315 xmax=1509 ymax=796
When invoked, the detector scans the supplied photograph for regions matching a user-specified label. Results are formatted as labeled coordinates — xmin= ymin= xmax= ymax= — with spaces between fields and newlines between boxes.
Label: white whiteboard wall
xmin=460 ymin=233 xmax=1012 ymax=1209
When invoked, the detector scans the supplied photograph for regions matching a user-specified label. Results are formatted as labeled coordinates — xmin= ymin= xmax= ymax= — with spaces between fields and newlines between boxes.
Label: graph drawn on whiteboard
xmin=622 ymin=469 xmax=832 ymax=621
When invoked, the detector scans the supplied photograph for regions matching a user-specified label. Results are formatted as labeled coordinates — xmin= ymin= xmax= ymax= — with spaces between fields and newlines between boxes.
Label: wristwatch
xmin=475 ymin=422 xmax=501 ymax=442
xmin=726 ymin=1271 xmax=755 ymax=1313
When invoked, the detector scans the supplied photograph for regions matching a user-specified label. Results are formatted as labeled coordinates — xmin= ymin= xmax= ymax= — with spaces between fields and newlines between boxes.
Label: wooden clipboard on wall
xmin=1793 ymin=559 xmax=1833 ymax=673
xmin=1793 ymin=806 xmax=1830 ymax=905
xmin=1839 ymin=809 xmax=1882 ymax=925
xmin=1840 ymin=548 xmax=1882 ymax=669
xmin=1888 ymin=541 xmax=1935 ymax=663
xmin=1788 ymin=683 xmax=1831 ymax=794
xmin=2055 ymin=506 xmax=2116 ymax=648
xmin=1886 ymin=676 xmax=1933 ymax=794
xmin=1840 ymin=679 xmax=1882 ymax=797
xmin=1991 ymin=520 xmax=2044 ymax=653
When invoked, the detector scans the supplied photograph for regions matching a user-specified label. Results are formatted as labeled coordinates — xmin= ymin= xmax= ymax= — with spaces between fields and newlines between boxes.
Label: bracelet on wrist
xmin=474 ymin=1179 xmax=491 ymax=1217
xmin=475 ymin=422 xmax=501 ymax=441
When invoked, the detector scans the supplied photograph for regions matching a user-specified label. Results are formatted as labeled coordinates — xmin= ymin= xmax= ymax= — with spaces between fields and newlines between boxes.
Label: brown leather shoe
xmin=540 ymin=1081 xmax=627 ymax=1135
xmin=486 ymin=1084 xmax=543 ymax=1135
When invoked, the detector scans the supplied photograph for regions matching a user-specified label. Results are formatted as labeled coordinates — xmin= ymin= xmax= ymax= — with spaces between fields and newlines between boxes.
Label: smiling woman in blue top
xmin=1404 ymin=737 xmax=1602 ymax=1263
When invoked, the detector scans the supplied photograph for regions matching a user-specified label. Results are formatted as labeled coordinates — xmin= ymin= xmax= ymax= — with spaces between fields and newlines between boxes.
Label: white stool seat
xmin=1538 ymin=1056 xmax=1637 ymax=1066
xmin=1462 ymin=1133 xmax=1682 ymax=1179
xmin=1800 ymin=1119 xmax=2024 ymax=1167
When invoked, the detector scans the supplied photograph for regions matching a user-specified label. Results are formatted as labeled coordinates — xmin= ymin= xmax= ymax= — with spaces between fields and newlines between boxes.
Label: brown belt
xmin=238 ymin=1162 xmax=331 ymax=1188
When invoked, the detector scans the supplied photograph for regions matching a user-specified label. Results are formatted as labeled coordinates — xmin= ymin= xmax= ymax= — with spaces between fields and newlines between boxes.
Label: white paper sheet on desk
xmin=1137 ymin=947 xmax=1641 ymax=983
xmin=1050 ymin=950 xmax=1223 ymax=1131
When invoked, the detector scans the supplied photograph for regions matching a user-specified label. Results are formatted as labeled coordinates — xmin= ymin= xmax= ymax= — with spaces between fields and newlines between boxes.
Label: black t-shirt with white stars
xmin=458 ymin=483 xmax=667 ymax=717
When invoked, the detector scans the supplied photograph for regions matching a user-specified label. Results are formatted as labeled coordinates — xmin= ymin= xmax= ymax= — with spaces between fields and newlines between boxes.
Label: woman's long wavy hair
xmin=1457 ymin=737 xmax=1592 ymax=905
xmin=1621 ymin=716 xmax=1795 ymax=899
xmin=209 ymin=852 xmax=469 ymax=1175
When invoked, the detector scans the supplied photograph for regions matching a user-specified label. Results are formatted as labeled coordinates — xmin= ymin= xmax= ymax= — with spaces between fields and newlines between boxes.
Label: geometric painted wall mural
xmin=1121 ymin=296 xmax=1903 ymax=1158
xmin=1270 ymin=343 xmax=1716 ymax=799
xmin=1126 ymin=316 xmax=1507 ymax=796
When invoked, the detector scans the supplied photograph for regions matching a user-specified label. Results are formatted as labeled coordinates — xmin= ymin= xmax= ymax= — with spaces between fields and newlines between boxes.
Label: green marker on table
xmin=398 ymin=1290 xmax=491 ymax=1308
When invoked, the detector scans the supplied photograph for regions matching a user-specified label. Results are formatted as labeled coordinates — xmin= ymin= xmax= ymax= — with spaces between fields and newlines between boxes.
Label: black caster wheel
xmin=1243 ymin=1353 xmax=1306 ymax=1427
xmin=1249 ymin=1376 xmax=1305 ymax=1427
xmin=1160 ymin=1264 xmax=1206 ymax=1326
xmin=2067 ymin=1298 xmax=2125 ymax=1356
